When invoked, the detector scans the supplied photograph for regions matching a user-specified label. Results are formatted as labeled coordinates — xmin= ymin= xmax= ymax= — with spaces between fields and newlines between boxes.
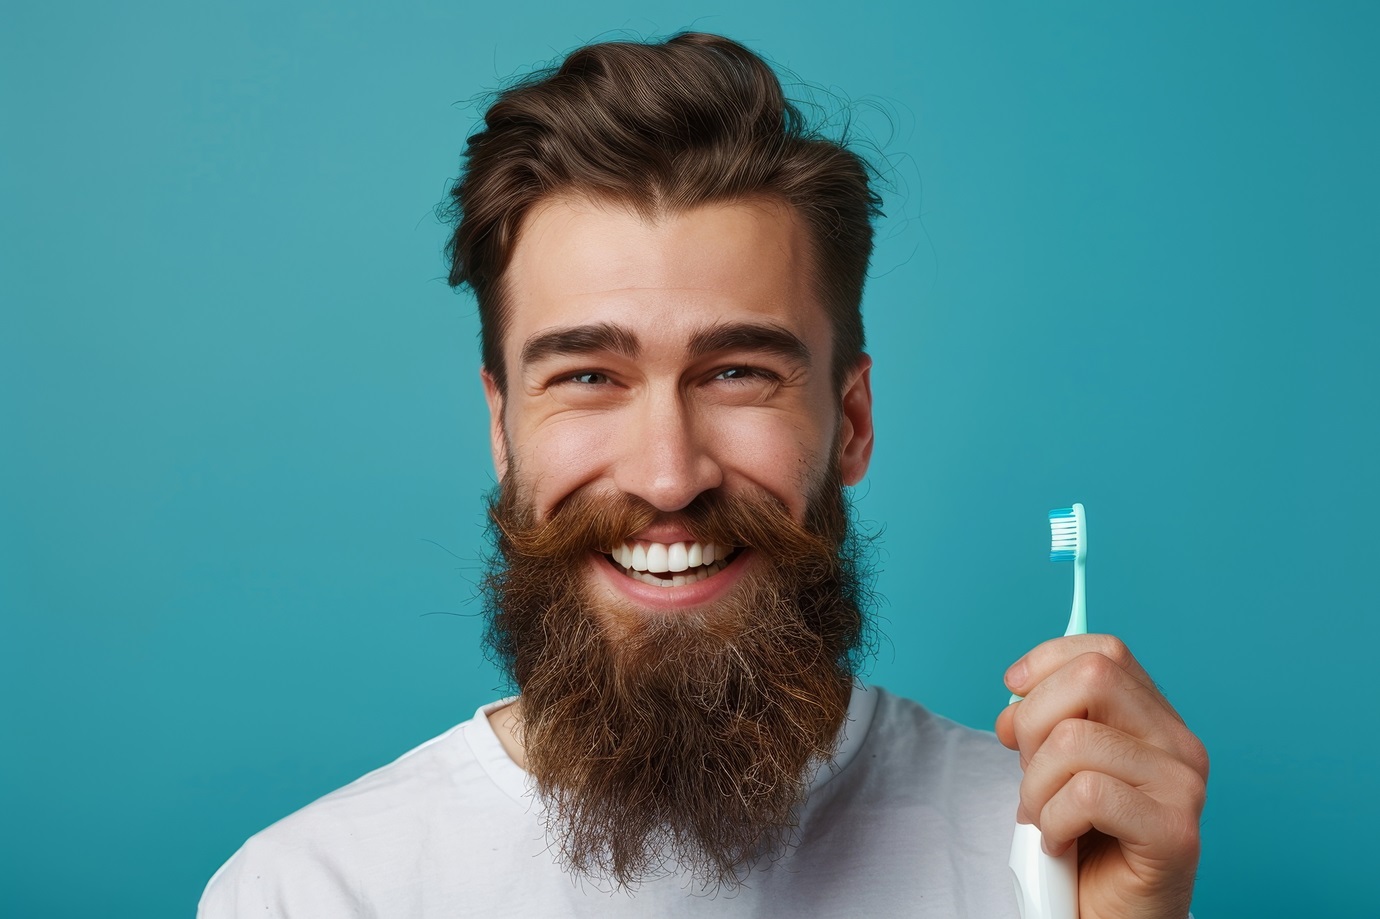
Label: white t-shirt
xmin=199 ymin=685 xmax=1028 ymax=917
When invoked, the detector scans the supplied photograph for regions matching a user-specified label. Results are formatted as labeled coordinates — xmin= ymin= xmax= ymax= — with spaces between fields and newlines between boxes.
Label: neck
xmin=488 ymin=698 xmax=527 ymax=769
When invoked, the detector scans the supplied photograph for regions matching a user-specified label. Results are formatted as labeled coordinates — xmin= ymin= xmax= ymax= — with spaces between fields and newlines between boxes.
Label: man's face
xmin=483 ymin=195 xmax=874 ymax=622
xmin=478 ymin=195 xmax=875 ymax=888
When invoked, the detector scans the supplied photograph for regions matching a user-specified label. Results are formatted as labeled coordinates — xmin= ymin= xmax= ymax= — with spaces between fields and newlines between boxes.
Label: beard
xmin=481 ymin=466 xmax=871 ymax=890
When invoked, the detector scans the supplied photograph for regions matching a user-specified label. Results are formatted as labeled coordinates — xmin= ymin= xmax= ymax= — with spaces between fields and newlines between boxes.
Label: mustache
xmin=489 ymin=483 xmax=845 ymax=567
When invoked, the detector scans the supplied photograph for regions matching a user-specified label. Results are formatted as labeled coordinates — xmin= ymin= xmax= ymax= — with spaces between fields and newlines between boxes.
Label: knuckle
xmin=1165 ymin=807 xmax=1203 ymax=860
xmin=1068 ymin=770 xmax=1106 ymax=809
xmin=1095 ymin=634 xmax=1134 ymax=669
xmin=1160 ymin=758 xmax=1208 ymax=813
xmin=1182 ymin=764 xmax=1209 ymax=814
xmin=1073 ymin=651 xmax=1120 ymax=689
xmin=1045 ymin=717 xmax=1091 ymax=757
xmin=1184 ymin=733 xmax=1211 ymax=781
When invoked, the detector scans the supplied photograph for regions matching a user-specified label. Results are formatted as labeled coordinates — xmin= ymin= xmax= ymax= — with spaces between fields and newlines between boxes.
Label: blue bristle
xmin=1048 ymin=508 xmax=1075 ymax=519
xmin=1049 ymin=549 xmax=1076 ymax=561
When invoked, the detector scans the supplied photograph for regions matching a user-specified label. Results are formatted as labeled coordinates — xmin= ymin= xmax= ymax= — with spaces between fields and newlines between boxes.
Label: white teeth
xmin=621 ymin=559 xmax=728 ymax=587
xmin=610 ymin=540 xmax=736 ymax=584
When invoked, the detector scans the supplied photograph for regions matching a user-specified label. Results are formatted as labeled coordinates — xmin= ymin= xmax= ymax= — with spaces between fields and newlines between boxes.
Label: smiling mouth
xmin=604 ymin=540 xmax=745 ymax=588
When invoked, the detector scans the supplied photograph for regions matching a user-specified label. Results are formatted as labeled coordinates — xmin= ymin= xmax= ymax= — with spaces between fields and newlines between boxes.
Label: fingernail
xmin=1005 ymin=659 xmax=1027 ymax=692
xmin=1015 ymin=805 xmax=1032 ymax=825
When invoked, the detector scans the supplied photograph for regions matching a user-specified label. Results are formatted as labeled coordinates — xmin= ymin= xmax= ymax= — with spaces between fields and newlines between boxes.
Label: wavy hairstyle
xmin=442 ymin=32 xmax=882 ymax=391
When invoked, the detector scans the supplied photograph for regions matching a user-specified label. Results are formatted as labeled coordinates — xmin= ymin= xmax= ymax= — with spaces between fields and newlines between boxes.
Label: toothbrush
xmin=1008 ymin=503 xmax=1087 ymax=919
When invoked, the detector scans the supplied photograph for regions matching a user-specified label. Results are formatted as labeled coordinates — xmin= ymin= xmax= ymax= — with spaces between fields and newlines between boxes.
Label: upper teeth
xmin=611 ymin=541 xmax=725 ymax=573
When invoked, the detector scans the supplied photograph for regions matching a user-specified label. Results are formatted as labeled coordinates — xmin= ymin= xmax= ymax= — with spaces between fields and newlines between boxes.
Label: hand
xmin=995 ymin=634 xmax=1208 ymax=919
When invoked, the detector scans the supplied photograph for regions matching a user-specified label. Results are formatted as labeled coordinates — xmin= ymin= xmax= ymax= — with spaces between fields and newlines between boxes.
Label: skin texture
xmin=483 ymin=195 xmax=873 ymax=513
xmin=480 ymin=194 xmax=1206 ymax=914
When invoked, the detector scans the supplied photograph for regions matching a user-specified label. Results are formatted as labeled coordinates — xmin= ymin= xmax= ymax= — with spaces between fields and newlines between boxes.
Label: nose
xmin=613 ymin=386 xmax=723 ymax=512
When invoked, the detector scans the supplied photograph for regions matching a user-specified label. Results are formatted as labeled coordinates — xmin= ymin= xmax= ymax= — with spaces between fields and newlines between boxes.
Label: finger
xmin=1037 ymin=770 xmax=1203 ymax=870
xmin=1005 ymin=634 xmax=1159 ymax=700
xmin=1017 ymin=718 xmax=1207 ymax=826
xmin=1007 ymin=651 xmax=1207 ymax=778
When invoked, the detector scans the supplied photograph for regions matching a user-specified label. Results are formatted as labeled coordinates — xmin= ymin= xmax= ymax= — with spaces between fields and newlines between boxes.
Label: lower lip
xmin=590 ymin=549 xmax=752 ymax=612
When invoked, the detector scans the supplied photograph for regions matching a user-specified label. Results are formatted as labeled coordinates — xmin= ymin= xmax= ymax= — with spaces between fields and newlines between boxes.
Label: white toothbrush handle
xmin=1009 ymin=822 xmax=1077 ymax=919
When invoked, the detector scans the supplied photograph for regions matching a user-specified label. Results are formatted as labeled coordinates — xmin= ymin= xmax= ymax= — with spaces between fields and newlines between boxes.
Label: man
xmin=201 ymin=32 xmax=1206 ymax=917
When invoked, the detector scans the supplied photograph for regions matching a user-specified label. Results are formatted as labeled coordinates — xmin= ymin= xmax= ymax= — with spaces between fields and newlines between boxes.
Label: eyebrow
xmin=518 ymin=319 xmax=812 ymax=368
xmin=686 ymin=322 xmax=811 ymax=366
xmin=520 ymin=322 xmax=641 ymax=366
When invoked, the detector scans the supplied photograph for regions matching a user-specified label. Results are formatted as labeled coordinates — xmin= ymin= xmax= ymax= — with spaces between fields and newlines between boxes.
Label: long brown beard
xmin=481 ymin=470 xmax=870 ymax=889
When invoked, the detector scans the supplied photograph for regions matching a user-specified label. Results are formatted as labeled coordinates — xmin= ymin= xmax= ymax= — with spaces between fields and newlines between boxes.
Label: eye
xmin=703 ymin=365 xmax=786 ymax=405
xmin=713 ymin=366 xmax=778 ymax=384
xmin=561 ymin=371 xmax=611 ymax=386
xmin=542 ymin=369 xmax=624 ymax=405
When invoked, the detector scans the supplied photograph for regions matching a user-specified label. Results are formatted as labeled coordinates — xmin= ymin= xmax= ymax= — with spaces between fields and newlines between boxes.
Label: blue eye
xmin=568 ymin=371 xmax=610 ymax=385
xmin=715 ymin=367 xmax=773 ymax=382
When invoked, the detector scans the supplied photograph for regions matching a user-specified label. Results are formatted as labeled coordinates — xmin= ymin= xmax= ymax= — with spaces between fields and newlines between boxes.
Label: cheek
xmin=716 ymin=412 xmax=834 ymax=513
xmin=513 ymin=416 xmax=617 ymax=508
xmin=509 ymin=399 xmax=838 ymax=518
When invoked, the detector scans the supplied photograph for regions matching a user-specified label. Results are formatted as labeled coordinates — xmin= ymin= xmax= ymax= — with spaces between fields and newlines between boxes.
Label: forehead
xmin=501 ymin=196 xmax=826 ymax=359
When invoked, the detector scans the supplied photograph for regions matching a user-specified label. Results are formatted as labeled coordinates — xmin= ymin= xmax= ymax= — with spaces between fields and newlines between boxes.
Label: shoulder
xmin=872 ymin=688 xmax=1018 ymax=771
xmin=785 ymin=687 xmax=1024 ymax=915
xmin=847 ymin=686 xmax=1022 ymax=808
xmin=199 ymin=701 xmax=533 ymax=918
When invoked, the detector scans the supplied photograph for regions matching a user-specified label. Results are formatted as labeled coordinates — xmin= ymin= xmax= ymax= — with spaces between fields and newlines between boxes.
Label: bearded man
xmin=201 ymin=32 xmax=1207 ymax=918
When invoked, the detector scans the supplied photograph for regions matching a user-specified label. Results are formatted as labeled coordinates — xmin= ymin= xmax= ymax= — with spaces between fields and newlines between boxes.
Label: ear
xmin=837 ymin=354 xmax=874 ymax=486
xmin=481 ymin=367 xmax=509 ymax=482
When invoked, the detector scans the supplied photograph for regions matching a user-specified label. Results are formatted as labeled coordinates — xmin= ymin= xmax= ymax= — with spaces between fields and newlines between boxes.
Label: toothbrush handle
xmin=1009 ymin=822 xmax=1078 ymax=918
xmin=1066 ymin=557 xmax=1087 ymax=637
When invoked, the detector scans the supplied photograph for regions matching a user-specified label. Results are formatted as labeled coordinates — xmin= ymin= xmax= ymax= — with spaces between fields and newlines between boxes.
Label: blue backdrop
xmin=4 ymin=2 xmax=1376 ymax=916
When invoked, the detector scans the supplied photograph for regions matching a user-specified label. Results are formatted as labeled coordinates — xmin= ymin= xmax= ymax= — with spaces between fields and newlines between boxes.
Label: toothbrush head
xmin=1048 ymin=503 xmax=1087 ymax=563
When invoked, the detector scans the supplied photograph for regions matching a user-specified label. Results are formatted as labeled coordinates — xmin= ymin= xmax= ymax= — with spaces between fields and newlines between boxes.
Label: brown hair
xmin=443 ymin=32 xmax=882 ymax=391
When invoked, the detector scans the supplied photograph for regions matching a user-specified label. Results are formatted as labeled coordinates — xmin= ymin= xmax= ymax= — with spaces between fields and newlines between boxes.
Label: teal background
xmin=3 ymin=1 xmax=1376 ymax=916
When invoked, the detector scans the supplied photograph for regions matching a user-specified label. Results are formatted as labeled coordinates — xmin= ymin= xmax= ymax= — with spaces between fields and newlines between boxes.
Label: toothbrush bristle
xmin=1049 ymin=507 xmax=1079 ymax=562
